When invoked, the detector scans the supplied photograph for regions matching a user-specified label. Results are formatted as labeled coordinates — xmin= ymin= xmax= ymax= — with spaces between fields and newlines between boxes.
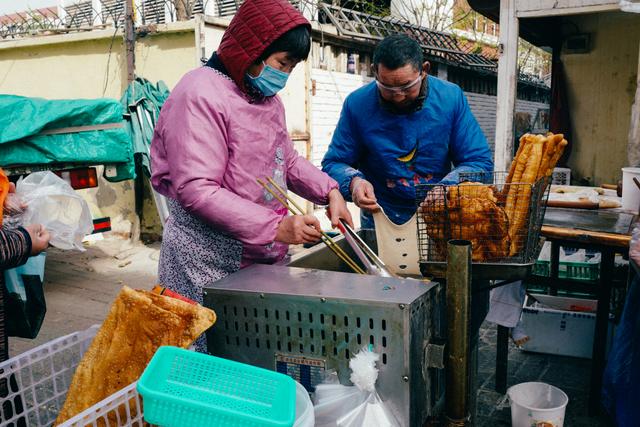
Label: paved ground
xmin=9 ymin=238 xmax=160 ymax=356
xmin=476 ymin=324 xmax=615 ymax=426
xmin=9 ymin=238 xmax=616 ymax=426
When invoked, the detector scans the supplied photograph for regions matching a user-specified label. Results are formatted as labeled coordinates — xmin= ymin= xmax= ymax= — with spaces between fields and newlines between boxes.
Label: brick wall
xmin=465 ymin=92 xmax=548 ymax=151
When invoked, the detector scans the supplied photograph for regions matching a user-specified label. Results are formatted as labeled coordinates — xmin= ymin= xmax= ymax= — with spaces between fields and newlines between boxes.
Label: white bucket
xmin=507 ymin=382 xmax=568 ymax=427
xmin=294 ymin=381 xmax=315 ymax=427
xmin=622 ymin=167 xmax=640 ymax=212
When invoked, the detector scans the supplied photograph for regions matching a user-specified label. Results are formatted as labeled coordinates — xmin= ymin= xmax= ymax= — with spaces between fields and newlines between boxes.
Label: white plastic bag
xmin=294 ymin=380 xmax=315 ymax=427
xmin=16 ymin=172 xmax=93 ymax=251
xmin=313 ymin=347 xmax=399 ymax=427
xmin=561 ymin=248 xmax=586 ymax=262
xmin=538 ymin=241 xmax=551 ymax=261
xmin=620 ymin=0 xmax=640 ymax=13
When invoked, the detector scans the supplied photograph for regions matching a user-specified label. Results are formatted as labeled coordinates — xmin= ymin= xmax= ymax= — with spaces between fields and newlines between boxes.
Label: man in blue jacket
xmin=322 ymin=34 xmax=493 ymax=228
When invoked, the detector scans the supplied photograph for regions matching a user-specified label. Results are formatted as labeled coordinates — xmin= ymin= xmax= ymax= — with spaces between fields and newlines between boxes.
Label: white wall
xmin=310 ymin=69 xmax=372 ymax=166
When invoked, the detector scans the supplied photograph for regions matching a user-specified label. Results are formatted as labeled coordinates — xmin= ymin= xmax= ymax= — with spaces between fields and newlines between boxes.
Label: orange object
xmin=569 ymin=304 xmax=595 ymax=313
xmin=151 ymin=285 xmax=197 ymax=305
xmin=0 ymin=168 xmax=10 ymax=227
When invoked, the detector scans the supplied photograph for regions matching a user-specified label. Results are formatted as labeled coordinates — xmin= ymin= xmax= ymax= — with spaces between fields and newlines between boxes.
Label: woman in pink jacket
xmin=150 ymin=0 xmax=351 ymax=352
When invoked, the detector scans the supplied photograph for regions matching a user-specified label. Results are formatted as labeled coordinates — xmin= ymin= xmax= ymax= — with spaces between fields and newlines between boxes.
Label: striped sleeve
xmin=0 ymin=227 xmax=32 ymax=270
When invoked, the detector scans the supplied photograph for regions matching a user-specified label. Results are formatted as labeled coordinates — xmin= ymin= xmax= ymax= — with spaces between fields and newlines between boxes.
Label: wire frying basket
xmin=416 ymin=172 xmax=550 ymax=279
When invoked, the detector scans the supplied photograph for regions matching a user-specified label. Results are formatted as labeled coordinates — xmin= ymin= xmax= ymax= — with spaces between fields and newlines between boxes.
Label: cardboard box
xmin=520 ymin=294 xmax=614 ymax=359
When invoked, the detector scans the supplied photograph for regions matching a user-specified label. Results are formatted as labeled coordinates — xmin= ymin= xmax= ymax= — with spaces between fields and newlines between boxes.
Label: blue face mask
xmin=247 ymin=62 xmax=289 ymax=97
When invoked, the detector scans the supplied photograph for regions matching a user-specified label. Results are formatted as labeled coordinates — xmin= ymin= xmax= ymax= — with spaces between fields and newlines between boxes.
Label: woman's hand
xmin=24 ymin=224 xmax=51 ymax=255
xmin=275 ymin=215 xmax=322 ymax=245
xmin=326 ymin=188 xmax=354 ymax=229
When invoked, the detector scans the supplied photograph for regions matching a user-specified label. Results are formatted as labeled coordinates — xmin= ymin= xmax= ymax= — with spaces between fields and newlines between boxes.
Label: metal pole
xmin=495 ymin=325 xmax=509 ymax=394
xmin=445 ymin=239 xmax=471 ymax=426
xmin=124 ymin=0 xmax=135 ymax=84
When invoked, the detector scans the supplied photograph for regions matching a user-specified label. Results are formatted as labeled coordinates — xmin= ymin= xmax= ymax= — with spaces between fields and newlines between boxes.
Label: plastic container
xmin=508 ymin=382 xmax=568 ymax=427
xmin=622 ymin=167 xmax=640 ymax=212
xmin=0 ymin=325 xmax=97 ymax=426
xmin=552 ymin=167 xmax=571 ymax=185
xmin=0 ymin=325 xmax=145 ymax=427
xmin=520 ymin=294 xmax=614 ymax=358
xmin=137 ymin=346 xmax=297 ymax=427
xmin=294 ymin=380 xmax=314 ymax=427
xmin=63 ymin=382 xmax=144 ymax=426
xmin=0 ymin=327 xmax=304 ymax=427
xmin=532 ymin=259 xmax=599 ymax=281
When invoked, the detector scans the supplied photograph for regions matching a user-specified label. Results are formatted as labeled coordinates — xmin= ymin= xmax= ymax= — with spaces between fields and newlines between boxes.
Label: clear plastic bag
xmin=16 ymin=172 xmax=93 ymax=251
xmin=2 ymin=192 xmax=27 ymax=229
xmin=313 ymin=347 xmax=399 ymax=427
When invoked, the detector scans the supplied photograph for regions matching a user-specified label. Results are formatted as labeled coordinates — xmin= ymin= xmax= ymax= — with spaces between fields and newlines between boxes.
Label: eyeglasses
xmin=375 ymin=74 xmax=423 ymax=94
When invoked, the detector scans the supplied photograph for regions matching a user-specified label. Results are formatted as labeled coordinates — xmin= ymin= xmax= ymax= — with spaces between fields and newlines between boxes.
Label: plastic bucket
xmin=507 ymin=382 xmax=568 ymax=427
xmin=294 ymin=381 xmax=314 ymax=427
xmin=622 ymin=167 xmax=640 ymax=212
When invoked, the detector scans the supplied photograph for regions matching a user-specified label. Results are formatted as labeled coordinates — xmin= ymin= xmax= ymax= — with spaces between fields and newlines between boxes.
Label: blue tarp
xmin=602 ymin=272 xmax=640 ymax=425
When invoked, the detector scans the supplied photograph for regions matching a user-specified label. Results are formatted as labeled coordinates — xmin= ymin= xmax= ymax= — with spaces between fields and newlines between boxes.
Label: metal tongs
xmin=257 ymin=177 xmax=366 ymax=274
xmin=256 ymin=176 xmax=393 ymax=277
xmin=337 ymin=218 xmax=395 ymax=278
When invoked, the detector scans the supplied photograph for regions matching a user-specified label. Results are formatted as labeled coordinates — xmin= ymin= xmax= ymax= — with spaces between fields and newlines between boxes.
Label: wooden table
xmin=494 ymin=208 xmax=636 ymax=415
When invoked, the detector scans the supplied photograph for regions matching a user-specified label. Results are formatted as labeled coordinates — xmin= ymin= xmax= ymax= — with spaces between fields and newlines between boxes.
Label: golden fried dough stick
xmin=508 ymin=136 xmax=544 ymax=255
xmin=537 ymin=133 xmax=563 ymax=180
xmin=505 ymin=134 xmax=530 ymax=185
xmin=523 ymin=135 xmax=545 ymax=183
xmin=505 ymin=139 xmax=534 ymax=221
xmin=544 ymin=138 xmax=568 ymax=177
xmin=423 ymin=184 xmax=510 ymax=262
xmin=449 ymin=182 xmax=497 ymax=203
xmin=55 ymin=287 xmax=216 ymax=426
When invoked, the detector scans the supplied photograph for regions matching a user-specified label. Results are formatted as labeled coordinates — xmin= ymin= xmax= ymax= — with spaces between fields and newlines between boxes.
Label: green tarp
xmin=120 ymin=78 xmax=170 ymax=176
xmin=0 ymin=94 xmax=135 ymax=182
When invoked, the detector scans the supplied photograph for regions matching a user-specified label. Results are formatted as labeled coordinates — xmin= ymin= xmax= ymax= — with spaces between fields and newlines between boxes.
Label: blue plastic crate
xmin=137 ymin=346 xmax=296 ymax=427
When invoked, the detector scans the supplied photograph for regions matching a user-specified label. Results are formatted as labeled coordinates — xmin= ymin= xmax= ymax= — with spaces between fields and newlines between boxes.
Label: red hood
xmin=217 ymin=0 xmax=310 ymax=93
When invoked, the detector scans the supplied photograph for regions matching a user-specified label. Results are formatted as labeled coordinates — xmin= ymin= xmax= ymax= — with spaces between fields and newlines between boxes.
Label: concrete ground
xmin=9 ymin=238 xmax=160 ymax=356
xmin=9 ymin=238 xmax=616 ymax=426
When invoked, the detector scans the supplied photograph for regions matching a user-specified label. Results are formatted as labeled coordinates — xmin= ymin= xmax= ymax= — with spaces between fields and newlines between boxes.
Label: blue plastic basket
xmin=137 ymin=346 xmax=296 ymax=427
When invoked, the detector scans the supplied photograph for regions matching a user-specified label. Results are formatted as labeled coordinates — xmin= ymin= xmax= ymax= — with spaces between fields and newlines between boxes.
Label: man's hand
xmin=326 ymin=189 xmax=354 ymax=229
xmin=418 ymin=186 xmax=446 ymax=214
xmin=24 ymin=224 xmax=51 ymax=255
xmin=275 ymin=215 xmax=322 ymax=245
xmin=350 ymin=177 xmax=380 ymax=213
